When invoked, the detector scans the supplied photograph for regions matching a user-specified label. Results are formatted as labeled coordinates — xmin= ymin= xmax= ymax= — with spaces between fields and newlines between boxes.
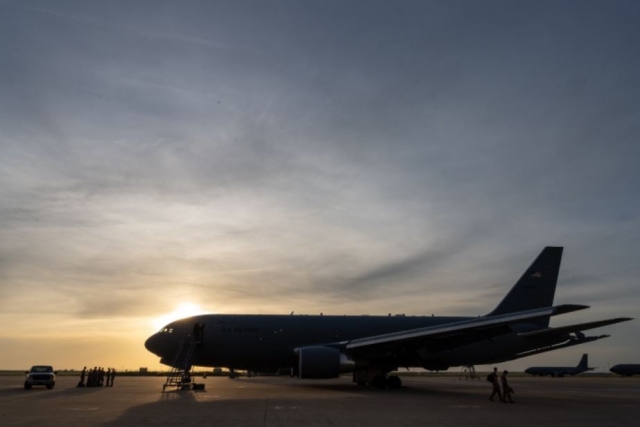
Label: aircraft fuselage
xmin=145 ymin=313 xmax=570 ymax=372
xmin=524 ymin=367 xmax=588 ymax=377
xmin=610 ymin=364 xmax=640 ymax=377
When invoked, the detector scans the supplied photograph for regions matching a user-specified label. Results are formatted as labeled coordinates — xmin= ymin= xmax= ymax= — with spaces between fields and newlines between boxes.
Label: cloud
xmin=0 ymin=0 xmax=639 ymax=369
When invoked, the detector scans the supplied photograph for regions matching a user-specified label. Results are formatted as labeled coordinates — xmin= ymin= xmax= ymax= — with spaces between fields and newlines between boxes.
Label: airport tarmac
xmin=0 ymin=375 xmax=638 ymax=426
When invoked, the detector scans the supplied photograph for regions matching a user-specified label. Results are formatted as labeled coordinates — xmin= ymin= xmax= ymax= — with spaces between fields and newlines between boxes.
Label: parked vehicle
xmin=24 ymin=365 xmax=56 ymax=390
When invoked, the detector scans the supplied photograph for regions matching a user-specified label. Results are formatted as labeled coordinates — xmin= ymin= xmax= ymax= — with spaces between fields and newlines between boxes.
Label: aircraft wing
xmin=344 ymin=304 xmax=588 ymax=355
xmin=517 ymin=317 xmax=633 ymax=339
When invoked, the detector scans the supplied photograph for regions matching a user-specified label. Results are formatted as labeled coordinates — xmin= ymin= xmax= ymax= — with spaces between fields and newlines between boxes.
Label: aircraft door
xmin=193 ymin=323 xmax=205 ymax=343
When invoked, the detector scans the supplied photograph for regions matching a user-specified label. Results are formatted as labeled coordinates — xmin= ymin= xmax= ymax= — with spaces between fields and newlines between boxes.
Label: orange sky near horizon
xmin=0 ymin=303 xmax=210 ymax=371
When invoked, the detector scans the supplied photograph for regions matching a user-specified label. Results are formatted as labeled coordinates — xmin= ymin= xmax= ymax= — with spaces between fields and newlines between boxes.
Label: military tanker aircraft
xmin=145 ymin=247 xmax=631 ymax=388
xmin=610 ymin=364 xmax=640 ymax=377
xmin=525 ymin=353 xmax=593 ymax=377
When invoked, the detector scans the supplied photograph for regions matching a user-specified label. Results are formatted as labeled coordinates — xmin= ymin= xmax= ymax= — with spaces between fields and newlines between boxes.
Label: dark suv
xmin=25 ymin=365 xmax=56 ymax=390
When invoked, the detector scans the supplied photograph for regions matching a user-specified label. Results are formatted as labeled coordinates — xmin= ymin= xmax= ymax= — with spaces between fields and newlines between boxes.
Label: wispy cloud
xmin=1 ymin=0 xmax=639 ymax=369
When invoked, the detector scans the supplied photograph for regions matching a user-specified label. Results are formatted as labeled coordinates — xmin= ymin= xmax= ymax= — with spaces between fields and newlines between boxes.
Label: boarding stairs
xmin=459 ymin=365 xmax=480 ymax=381
xmin=162 ymin=331 xmax=202 ymax=392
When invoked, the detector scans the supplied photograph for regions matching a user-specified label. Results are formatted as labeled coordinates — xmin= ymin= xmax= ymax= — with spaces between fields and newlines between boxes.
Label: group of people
xmin=77 ymin=366 xmax=116 ymax=388
xmin=488 ymin=367 xmax=514 ymax=403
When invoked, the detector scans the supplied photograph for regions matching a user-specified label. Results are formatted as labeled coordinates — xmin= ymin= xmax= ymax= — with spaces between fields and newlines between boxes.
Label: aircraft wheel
xmin=371 ymin=376 xmax=387 ymax=389
xmin=386 ymin=376 xmax=402 ymax=389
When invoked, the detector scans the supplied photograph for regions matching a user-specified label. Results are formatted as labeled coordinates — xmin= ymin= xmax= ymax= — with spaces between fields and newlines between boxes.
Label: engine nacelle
xmin=296 ymin=346 xmax=355 ymax=379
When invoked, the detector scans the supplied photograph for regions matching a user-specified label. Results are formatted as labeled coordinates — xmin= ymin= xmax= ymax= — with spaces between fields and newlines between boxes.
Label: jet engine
xmin=296 ymin=346 xmax=355 ymax=379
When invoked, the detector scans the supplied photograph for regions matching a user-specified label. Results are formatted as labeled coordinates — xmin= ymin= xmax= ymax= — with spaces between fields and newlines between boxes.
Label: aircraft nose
xmin=144 ymin=333 xmax=162 ymax=356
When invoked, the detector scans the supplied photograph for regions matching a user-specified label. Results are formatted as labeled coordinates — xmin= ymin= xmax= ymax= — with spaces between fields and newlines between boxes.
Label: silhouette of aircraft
xmin=146 ymin=247 xmax=631 ymax=388
xmin=525 ymin=353 xmax=593 ymax=377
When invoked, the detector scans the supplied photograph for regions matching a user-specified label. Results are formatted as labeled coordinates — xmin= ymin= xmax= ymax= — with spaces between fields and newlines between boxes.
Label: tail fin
xmin=487 ymin=247 xmax=563 ymax=328
xmin=577 ymin=354 xmax=588 ymax=369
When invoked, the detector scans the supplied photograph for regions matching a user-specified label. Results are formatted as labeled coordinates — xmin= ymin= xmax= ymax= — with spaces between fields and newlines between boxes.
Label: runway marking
xmin=202 ymin=395 xmax=220 ymax=398
xmin=68 ymin=407 xmax=99 ymax=411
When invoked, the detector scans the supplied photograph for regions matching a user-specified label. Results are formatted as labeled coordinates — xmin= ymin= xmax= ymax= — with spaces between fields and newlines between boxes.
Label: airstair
xmin=162 ymin=323 xmax=205 ymax=391
xmin=458 ymin=365 xmax=480 ymax=381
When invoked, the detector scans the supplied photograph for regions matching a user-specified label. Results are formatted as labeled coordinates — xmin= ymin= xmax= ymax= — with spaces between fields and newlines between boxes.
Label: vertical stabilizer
xmin=488 ymin=247 xmax=563 ymax=327
xmin=577 ymin=354 xmax=588 ymax=369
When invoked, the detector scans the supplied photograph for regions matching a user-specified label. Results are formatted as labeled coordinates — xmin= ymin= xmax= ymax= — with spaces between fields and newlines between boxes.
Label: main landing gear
xmin=370 ymin=375 xmax=402 ymax=390
xmin=354 ymin=371 xmax=403 ymax=390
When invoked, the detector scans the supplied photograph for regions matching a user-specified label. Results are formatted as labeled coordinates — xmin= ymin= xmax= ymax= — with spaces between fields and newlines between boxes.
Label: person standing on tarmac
xmin=488 ymin=367 xmax=502 ymax=402
xmin=109 ymin=368 xmax=116 ymax=387
xmin=78 ymin=367 xmax=86 ymax=387
xmin=88 ymin=367 xmax=97 ymax=387
xmin=501 ymin=370 xmax=514 ymax=403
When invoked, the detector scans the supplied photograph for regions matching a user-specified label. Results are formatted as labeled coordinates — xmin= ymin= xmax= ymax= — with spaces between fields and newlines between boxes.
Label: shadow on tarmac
xmin=96 ymin=381 xmax=502 ymax=427
xmin=0 ymin=383 xmax=110 ymax=400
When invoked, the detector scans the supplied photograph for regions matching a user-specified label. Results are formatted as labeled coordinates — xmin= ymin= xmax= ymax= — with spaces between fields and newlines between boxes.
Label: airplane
xmin=609 ymin=364 xmax=640 ymax=377
xmin=145 ymin=246 xmax=632 ymax=389
xmin=524 ymin=353 xmax=593 ymax=377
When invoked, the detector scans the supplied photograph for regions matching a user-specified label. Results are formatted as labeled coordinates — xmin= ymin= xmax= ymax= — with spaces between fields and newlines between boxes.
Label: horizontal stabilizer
xmin=515 ymin=335 xmax=609 ymax=359
xmin=518 ymin=317 xmax=633 ymax=339
xmin=550 ymin=304 xmax=590 ymax=315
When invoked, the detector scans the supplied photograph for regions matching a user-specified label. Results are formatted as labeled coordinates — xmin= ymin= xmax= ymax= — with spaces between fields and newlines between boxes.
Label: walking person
xmin=501 ymin=370 xmax=514 ymax=403
xmin=488 ymin=367 xmax=502 ymax=402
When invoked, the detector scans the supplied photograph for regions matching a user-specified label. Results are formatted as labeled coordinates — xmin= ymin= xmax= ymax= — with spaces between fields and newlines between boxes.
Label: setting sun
xmin=151 ymin=303 xmax=208 ymax=331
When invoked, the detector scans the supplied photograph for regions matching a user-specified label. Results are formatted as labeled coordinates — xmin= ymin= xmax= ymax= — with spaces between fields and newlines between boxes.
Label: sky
xmin=0 ymin=0 xmax=639 ymax=372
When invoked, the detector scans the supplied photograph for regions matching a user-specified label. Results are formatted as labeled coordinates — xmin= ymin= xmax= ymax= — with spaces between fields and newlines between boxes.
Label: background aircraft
xmin=145 ymin=247 xmax=631 ymax=389
xmin=610 ymin=364 xmax=640 ymax=377
xmin=524 ymin=353 xmax=593 ymax=377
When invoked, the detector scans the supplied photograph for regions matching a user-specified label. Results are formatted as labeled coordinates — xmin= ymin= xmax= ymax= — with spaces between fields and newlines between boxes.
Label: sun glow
xmin=151 ymin=303 xmax=207 ymax=331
